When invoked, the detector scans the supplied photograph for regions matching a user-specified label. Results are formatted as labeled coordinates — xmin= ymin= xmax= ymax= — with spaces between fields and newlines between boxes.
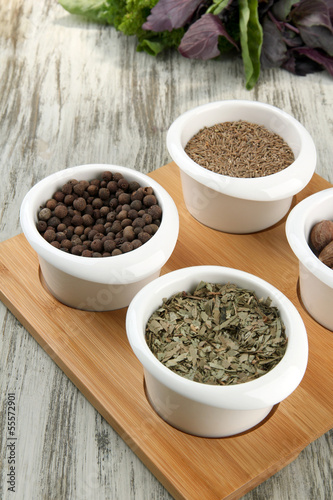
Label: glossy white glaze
xmin=20 ymin=164 xmax=179 ymax=310
xmin=126 ymin=266 xmax=308 ymax=437
xmin=167 ymin=100 xmax=317 ymax=233
xmin=286 ymin=187 xmax=333 ymax=330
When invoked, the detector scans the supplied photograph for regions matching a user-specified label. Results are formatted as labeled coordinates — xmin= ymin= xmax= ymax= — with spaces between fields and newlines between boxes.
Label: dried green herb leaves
xmin=145 ymin=281 xmax=287 ymax=386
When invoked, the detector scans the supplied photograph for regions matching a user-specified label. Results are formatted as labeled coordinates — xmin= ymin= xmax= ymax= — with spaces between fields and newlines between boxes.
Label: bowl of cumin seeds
xmin=167 ymin=100 xmax=316 ymax=233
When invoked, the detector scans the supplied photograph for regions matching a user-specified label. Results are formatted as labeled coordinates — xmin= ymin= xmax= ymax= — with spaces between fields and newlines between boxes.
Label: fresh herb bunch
xmin=59 ymin=0 xmax=333 ymax=89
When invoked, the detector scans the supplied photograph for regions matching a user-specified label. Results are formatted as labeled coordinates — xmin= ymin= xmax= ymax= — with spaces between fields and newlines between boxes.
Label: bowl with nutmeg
xmin=20 ymin=164 xmax=179 ymax=311
xmin=167 ymin=100 xmax=316 ymax=233
xmin=286 ymin=187 xmax=333 ymax=331
xmin=126 ymin=266 xmax=308 ymax=437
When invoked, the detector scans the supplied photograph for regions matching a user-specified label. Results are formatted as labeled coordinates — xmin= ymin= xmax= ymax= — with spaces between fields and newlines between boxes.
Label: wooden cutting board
xmin=1 ymin=162 xmax=333 ymax=500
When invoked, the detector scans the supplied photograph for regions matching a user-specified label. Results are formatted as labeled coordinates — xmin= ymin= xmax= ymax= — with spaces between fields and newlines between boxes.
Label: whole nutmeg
xmin=310 ymin=220 xmax=333 ymax=253
xmin=319 ymin=241 xmax=333 ymax=269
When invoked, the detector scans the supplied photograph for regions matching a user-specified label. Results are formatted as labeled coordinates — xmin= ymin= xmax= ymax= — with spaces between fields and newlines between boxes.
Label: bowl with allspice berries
xmin=286 ymin=187 xmax=333 ymax=331
xmin=20 ymin=164 xmax=179 ymax=311
xmin=126 ymin=265 xmax=308 ymax=437
xmin=167 ymin=100 xmax=316 ymax=233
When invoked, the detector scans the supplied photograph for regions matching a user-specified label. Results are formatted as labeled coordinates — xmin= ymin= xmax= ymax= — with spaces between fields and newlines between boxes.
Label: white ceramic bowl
xmin=167 ymin=100 xmax=316 ymax=233
xmin=286 ymin=187 xmax=333 ymax=331
xmin=126 ymin=266 xmax=308 ymax=437
xmin=20 ymin=164 xmax=179 ymax=311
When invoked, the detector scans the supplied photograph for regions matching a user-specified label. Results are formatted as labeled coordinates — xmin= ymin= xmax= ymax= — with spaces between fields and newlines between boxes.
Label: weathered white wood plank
xmin=0 ymin=1 xmax=332 ymax=499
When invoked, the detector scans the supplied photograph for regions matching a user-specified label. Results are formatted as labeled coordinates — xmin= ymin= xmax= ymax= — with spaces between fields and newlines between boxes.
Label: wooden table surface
xmin=0 ymin=2 xmax=332 ymax=499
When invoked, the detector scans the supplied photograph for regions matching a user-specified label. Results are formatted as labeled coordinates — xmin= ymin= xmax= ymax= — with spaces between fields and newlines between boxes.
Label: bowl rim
xmin=286 ymin=187 xmax=333 ymax=288
xmin=126 ymin=265 xmax=308 ymax=410
xmin=20 ymin=164 xmax=179 ymax=284
xmin=166 ymin=100 xmax=316 ymax=202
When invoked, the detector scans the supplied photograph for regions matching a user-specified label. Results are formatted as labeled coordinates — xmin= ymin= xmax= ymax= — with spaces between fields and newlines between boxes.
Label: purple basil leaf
xmin=291 ymin=0 xmax=332 ymax=28
xmin=298 ymin=25 xmax=333 ymax=55
xmin=261 ymin=17 xmax=288 ymax=68
xmin=290 ymin=0 xmax=333 ymax=55
xmin=282 ymin=53 xmax=298 ymax=73
xmin=294 ymin=46 xmax=333 ymax=75
xmin=272 ymin=0 xmax=299 ymax=21
xmin=282 ymin=50 xmax=325 ymax=75
xmin=258 ymin=0 xmax=276 ymax=18
xmin=328 ymin=0 xmax=333 ymax=19
xmin=283 ymin=29 xmax=303 ymax=47
xmin=142 ymin=0 xmax=203 ymax=32
xmin=178 ymin=13 xmax=238 ymax=59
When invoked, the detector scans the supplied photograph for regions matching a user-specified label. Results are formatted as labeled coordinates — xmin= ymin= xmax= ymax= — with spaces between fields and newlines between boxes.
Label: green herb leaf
xmin=238 ymin=0 xmax=263 ymax=89
xmin=207 ymin=0 xmax=231 ymax=16
xmin=59 ymin=0 xmax=122 ymax=25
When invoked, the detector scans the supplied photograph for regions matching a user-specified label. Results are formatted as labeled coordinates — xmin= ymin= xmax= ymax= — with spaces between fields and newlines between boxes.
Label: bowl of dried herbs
xmin=167 ymin=100 xmax=316 ymax=234
xmin=126 ymin=265 xmax=308 ymax=437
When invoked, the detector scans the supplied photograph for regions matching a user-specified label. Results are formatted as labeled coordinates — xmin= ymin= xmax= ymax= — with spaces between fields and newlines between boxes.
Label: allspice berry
xmin=138 ymin=231 xmax=151 ymax=244
xmin=38 ymin=208 xmax=52 ymax=221
xmin=132 ymin=239 xmax=142 ymax=249
xmin=72 ymin=214 xmax=84 ymax=226
xmin=102 ymin=171 xmax=113 ymax=182
xmin=99 ymin=188 xmax=110 ymax=200
xmin=104 ymin=239 xmax=116 ymax=253
xmin=46 ymin=199 xmax=57 ymax=210
xmin=48 ymin=216 xmax=61 ymax=228
xmin=82 ymin=214 xmax=94 ymax=227
xmin=37 ymin=220 xmax=47 ymax=232
xmin=123 ymin=226 xmax=135 ymax=241
xmin=87 ymin=184 xmax=99 ymax=196
xmin=61 ymin=239 xmax=72 ymax=250
xmin=54 ymin=204 xmax=68 ymax=219
xmin=73 ymin=183 xmax=86 ymax=196
xmin=143 ymin=194 xmax=157 ymax=207
xmin=44 ymin=229 xmax=56 ymax=242
xmin=91 ymin=239 xmax=104 ymax=253
xmin=148 ymin=205 xmax=162 ymax=220
xmin=118 ymin=178 xmax=129 ymax=191
xmin=62 ymin=183 xmax=73 ymax=195
xmin=128 ymin=181 xmax=140 ymax=192
xmin=53 ymin=191 xmax=65 ymax=202
xmin=73 ymin=197 xmax=87 ymax=212
xmin=120 ymin=241 xmax=133 ymax=253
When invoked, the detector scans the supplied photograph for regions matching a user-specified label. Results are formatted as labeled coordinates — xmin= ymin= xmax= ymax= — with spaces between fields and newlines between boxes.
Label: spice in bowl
xmin=184 ymin=120 xmax=295 ymax=178
xmin=36 ymin=170 xmax=162 ymax=257
xmin=145 ymin=281 xmax=287 ymax=386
